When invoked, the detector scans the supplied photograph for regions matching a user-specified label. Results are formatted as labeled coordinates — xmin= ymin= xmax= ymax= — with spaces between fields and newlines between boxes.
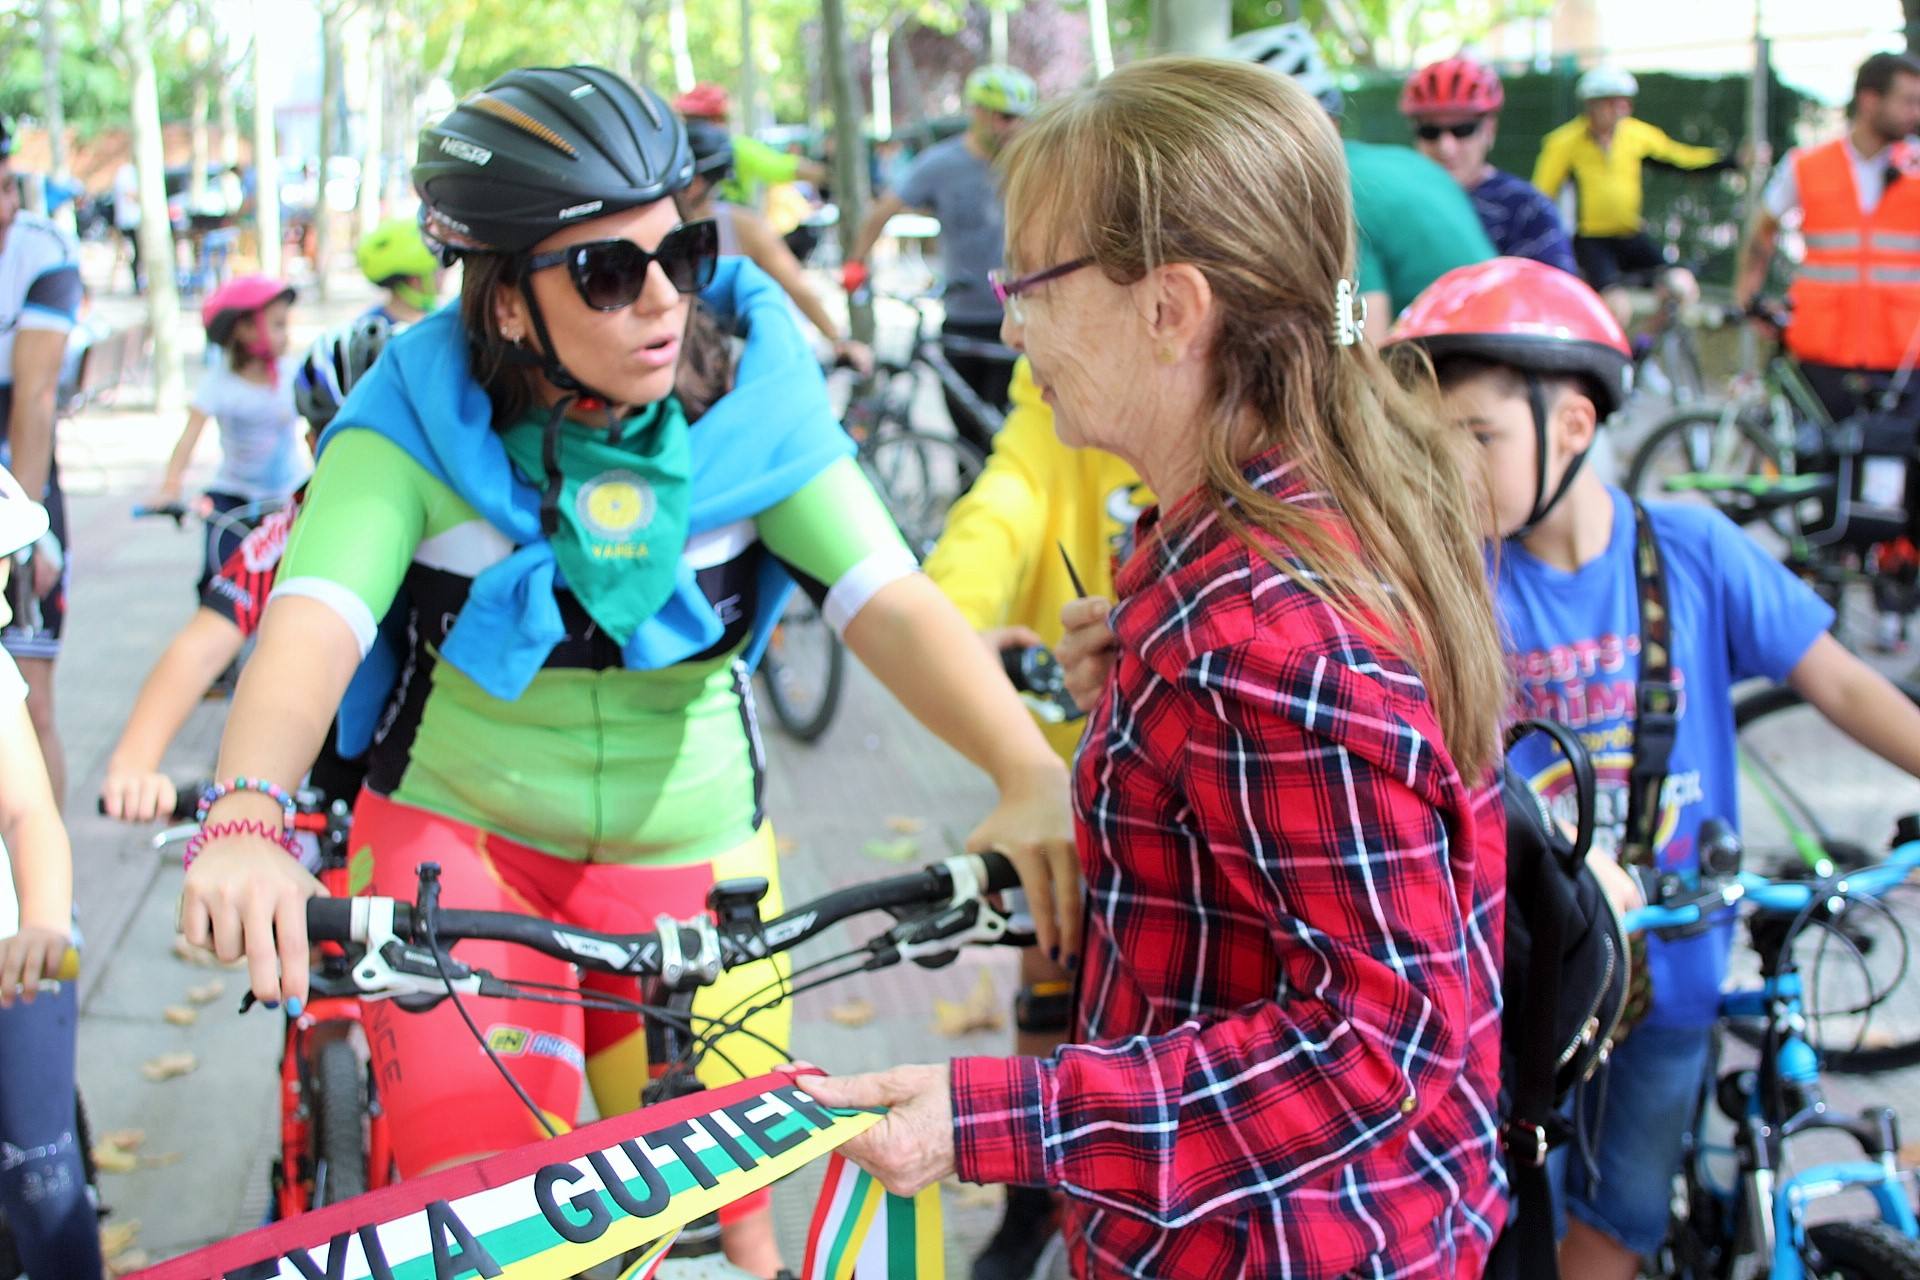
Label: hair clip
xmin=1334 ymin=277 xmax=1368 ymax=348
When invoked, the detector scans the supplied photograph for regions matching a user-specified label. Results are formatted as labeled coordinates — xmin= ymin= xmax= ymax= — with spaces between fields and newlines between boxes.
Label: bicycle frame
xmin=868 ymin=293 xmax=1011 ymax=445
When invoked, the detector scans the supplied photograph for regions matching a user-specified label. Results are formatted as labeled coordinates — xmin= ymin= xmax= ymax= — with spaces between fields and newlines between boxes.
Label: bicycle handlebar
xmin=131 ymin=502 xmax=188 ymax=526
xmin=1625 ymin=838 xmax=1920 ymax=934
xmin=307 ymin=849 xmax=1024 ymax=985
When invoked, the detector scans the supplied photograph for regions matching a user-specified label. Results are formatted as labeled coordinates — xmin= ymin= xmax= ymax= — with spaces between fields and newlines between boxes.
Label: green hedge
xmin=1341 ymin=61 xmax=1822 ymax=290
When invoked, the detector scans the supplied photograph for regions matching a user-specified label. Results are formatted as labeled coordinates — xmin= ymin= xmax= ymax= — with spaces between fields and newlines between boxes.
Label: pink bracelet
xmin=182 ymin=818 xmax=299 ymax=870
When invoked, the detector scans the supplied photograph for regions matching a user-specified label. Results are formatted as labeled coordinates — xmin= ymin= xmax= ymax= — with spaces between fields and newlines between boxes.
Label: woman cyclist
xmin=175 ymin=66 xmax=1074 ymax=1274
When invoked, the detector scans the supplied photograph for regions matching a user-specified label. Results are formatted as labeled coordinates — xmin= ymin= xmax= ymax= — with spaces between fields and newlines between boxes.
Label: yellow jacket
xmin=922 ymin=359 xmax=1152 ymax=763
xmin=1532 ymin=115 xmax=1722 ymax=238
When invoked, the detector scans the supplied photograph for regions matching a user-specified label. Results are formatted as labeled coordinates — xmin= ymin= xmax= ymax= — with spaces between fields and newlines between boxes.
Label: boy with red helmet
xmin=1402 ymin=57 xmax=1578 ymax=275
xmin=1388 ymin=257 xmax=1920 ymax=1280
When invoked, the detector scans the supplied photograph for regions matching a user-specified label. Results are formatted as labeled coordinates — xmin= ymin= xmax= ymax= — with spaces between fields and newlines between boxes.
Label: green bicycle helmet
xmin=356 ymin=216 xmax=439 ymax=289
xmin=964 ymin=66 xmax=1038 ymax=118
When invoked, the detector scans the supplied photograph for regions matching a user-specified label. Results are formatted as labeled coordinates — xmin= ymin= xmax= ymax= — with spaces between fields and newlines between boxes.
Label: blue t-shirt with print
xmin=1471 ymin=168 xmax=1579 ymax=276
xmin=1497 ymin=489 xmax=1832 ymax=1028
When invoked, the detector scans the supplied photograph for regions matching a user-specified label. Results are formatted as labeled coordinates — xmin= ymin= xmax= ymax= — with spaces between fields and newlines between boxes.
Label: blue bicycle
xmin=1631 ymin=827 xmax=1920 ymax=1278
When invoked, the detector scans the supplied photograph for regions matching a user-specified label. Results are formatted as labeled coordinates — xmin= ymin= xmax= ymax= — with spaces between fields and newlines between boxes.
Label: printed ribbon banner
xmin=802 ymin=1153 xmax=944 ymax=1279
xmin=128 ymin=1072 xmax=879 ymax=1280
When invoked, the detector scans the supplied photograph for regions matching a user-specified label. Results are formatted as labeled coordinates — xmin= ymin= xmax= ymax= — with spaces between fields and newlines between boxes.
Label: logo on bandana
xmin=577 ymin=469 xmax=656 ymax=541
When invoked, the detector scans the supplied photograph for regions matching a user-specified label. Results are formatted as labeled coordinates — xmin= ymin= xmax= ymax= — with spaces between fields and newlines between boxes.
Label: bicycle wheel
xmin=860 ymin=426 xmax=985 ymax=559
xmin=1806 ymin=1222 xmax=1920 ymax=1279
xmin=1728 ymin=680 xmax=1920 ymax=1072
xmin=311 ymin=1037 xmax=369 ymax=1206
xmin=1626 ymin=407 xmax=1793 ymax=525
xmin=1653 ymin=325 xmax=1707 ymax=408
xmin=758 ymin=594 xmax=845 ymax=743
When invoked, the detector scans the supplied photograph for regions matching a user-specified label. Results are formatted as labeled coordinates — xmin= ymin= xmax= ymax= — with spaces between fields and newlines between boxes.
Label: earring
xmin=1156 ymin=345 xmax=1177 ymax=364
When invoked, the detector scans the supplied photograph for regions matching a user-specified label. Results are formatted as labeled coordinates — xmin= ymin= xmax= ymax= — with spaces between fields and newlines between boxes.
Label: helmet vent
xmin=471 ymin=95 xmax=579 ymax=158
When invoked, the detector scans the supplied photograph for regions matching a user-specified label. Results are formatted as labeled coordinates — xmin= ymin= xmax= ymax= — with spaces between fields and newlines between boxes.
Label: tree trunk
xmin=218 ymin=67 xmax=240 ymax=169
xmin=120 ymin=0 xmax=186 ymax=409
xmin=870 ymin=24 xmax=891 ymax=139
xmin=1087 ymin=0 xmax=1114 ymax=79
xmin=314 ymin=4 xmax=345 ymax=297
xmin=1149 ymin=0 xmax=1230 ymax=54
xmin=252 ymin=0 xmax=284 ymax=278
xmin=189 ymin=78 xmax=211 ymax=213
xmin=737 ymin=0 xmax=758 ymax=133
xmin=989 ymin=5 xmax=1008 ymax=64
xmin=38 ymin=0 xmax=75 ymax=233
xmin=667 ymin=0 xmax=694 ymax=94
xmin=821 ymin=0 xmax=871 ymax=344
xmin=358 ymin=2 xmax=391 ymax=237
xmin=1907 ymin=0 xmax=1920 ymax=56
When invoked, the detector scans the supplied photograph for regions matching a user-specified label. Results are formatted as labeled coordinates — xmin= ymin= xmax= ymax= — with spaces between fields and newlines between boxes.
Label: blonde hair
xmin=1000 ymin=56 xmax=1505 ymax=776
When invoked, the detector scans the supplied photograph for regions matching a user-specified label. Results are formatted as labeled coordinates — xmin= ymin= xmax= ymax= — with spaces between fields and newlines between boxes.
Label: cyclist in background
xmin=0 ymin=463 xmax=100 ymax=1280
xmin=1401 ymin=56 xmax=1578 ymax=275
xmin=1227 ymin=23 xmax=1494 ymax=340
xmin=921 ymin=356 xmax=1149 ymax=1280
xmin=845 ymin=65 xmax=1037 ymax=453
xmin=1533 ymin=67 xmax=1731 ymax=330
xmin=678 ymin=117 xmax=873 ymax=375
xmin=0 ymin=117 xmax=81 ymax=810
xmin=177 ymin=67 xmax=1074 ymax=1276
xmin=354 ymin=216 xmax=442 ymax=325
xmin=672 ymin=81 xmax=828 ymax=207
xmin=100 ymin=319 xmax=392 ymax=824
xmin=1734 ymin=50 xmax=1920 ymax=651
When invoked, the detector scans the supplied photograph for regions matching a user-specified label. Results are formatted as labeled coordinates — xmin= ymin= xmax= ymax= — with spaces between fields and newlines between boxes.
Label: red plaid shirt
xmin=953 ymin=457 xmax=1508 ymax=1278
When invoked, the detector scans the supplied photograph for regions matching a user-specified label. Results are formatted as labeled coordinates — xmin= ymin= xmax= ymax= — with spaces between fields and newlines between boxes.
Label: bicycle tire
xmin=1625 ymin=407 xmax=1793 ymax=529
xmin=1655 ymin=325 xmax=1708 ymax=407
xmin=311 ymin=1038 xmax=369 ymax=1206
xmin=759 ymin=597 xmax=845 ymax=743
xmin=1727 ymin=679 xmax=1920 ymax=1072
xmin=859 ymin=425 xmax=986 ymax=559
xmin=1806 ymin=1221 xmax=1920 ymax=1279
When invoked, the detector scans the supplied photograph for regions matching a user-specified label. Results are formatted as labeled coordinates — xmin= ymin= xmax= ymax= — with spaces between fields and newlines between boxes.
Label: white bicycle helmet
xmin=0 ymin=466 xmax=49 ymax=559
xmin=1224 ymin=22 xmax=1342 ymax=115
xmin=1577 ymin=66 xmax=1639 ymax=101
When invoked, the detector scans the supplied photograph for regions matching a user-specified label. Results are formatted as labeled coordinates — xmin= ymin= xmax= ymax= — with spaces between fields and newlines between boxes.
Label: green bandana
xmin=500 ymin=398 xmax=692 ymax=645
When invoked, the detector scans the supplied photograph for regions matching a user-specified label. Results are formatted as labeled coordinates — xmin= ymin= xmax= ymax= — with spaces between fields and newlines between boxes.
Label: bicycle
xmin=131 ymin=783 xmax=391 ymax=1218
xmin=130 ymin=849 xmax=1027 ymax=1279
xmin=1629 ymin=828 xmax=1920 ymax=1277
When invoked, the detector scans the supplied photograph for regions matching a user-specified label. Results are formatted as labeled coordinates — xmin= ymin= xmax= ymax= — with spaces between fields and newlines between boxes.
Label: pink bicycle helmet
xmin=202 ymin=274 xmax=295 ymax=371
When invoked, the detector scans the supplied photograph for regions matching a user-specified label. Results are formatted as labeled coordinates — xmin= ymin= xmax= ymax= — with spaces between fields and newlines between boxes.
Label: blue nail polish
xmin=262 ymin=1000 xmax=279 ymax=1010
xmin=285 ymin=997 xmax=303 ymax=1018
xmin=1066 ymin=953 xmax=1080 ymax=972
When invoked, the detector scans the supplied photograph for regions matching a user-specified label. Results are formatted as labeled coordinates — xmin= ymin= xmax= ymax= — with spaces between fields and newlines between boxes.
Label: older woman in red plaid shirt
xmin=800 ymin=57 xmax=1511 ymax=1278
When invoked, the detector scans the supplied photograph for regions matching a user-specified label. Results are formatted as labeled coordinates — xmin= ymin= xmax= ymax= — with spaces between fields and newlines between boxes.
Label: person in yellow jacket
xmin=1533 ymin=66 xmax=1731 ymax=330
xmin=921 ymin=355 xmax=1149 ymax=1280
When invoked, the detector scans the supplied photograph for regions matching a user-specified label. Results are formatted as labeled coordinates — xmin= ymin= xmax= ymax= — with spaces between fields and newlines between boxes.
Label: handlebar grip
xmin=172 ymin=784 xmax=206 ymax=822
xmin=55 ymin=948 xmax=79 ymax=982
xmin=306 ymin=898 xmax=358 ymax=944
xmin=977 ymin=850 xmax=1022 ymax=894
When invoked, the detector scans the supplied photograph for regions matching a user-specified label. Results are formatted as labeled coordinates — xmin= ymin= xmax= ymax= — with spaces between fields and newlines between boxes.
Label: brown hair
xmin=1852 ymin=51 xmax=1920 ymax=118
xmin=999 ymin=56 xmax=1506 ymax=776
xmin=458 ymin=252 xmax=733 ymax=426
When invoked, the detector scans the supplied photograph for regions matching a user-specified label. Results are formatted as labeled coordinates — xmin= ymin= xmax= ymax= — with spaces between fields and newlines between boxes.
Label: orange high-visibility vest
xmin=1788 ymin=138 xmax=1920 ymax=370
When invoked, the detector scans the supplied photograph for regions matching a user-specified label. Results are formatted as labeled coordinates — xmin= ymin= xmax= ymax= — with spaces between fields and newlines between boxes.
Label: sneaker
xmin=971 ymin=1185 xmax=1060 ymax=1280
xmin=1876 ymin=612 xmax=1909 ymax=656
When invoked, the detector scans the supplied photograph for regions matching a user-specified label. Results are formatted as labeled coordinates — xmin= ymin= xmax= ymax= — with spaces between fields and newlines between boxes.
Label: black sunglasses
xmin=1415 ymin=120 xmax=1485 ymax=141
xmin=522 ymin=219 xmax=720 ymax=310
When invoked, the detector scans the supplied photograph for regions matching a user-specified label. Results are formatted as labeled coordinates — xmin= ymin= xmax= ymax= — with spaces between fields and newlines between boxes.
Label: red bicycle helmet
xmin=1400 ymin=57 xmax=1505 ymax=118
xmin=1387 ymin=258 xmax=1632 ymax=534
xmin=672 ymin=82 xmax=732 ymax=122
xmin=201 ymin=274 xmax=295 ymax=376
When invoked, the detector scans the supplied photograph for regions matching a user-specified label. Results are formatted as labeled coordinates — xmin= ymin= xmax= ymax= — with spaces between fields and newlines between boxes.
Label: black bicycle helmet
xmin=684 ymin=118 xmax=735 ymax=185
xmin=294 ymin=314 xmax=394 ymax=431
xmin=0 ymin=117 xmax=12 ymax=161
xmin=413 ymin=64 xmax=694 ymax=257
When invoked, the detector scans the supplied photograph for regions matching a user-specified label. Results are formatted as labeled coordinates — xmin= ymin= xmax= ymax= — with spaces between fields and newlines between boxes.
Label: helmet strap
xmin=1510 ymin=370 xmax=1591 ymax=540
xmin=514 ymin=274 xmax=618 ymax=429
xmin=395 ymin=279 xmax=438 ymax=314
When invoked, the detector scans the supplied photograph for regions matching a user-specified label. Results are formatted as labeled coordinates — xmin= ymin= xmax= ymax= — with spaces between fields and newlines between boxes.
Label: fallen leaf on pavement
xmin=933 ymin=970 xmax=1003 ymax=1037
xmin=776 ymin=836 xmax=798 ymax=857
xmin=827 ymin=998 xmax=875 ymax=1027
xmin=162 ymin=1005 xmax=198 ymax=1027
xmin=100 ymin=1220 xmax=139 ymax=1256
xmin=91 ymin=1142 xmax=138 ymax=1174
xmin=107 ymin=1250 xmax=149 ymax=1276
xmin=863 ymin=837 xmax=919 ymax=864
xmin=185 ymin=979 xmax=224 ymax=1005
xmin=140 ymin=1052 xmax=197 ymax=1082
xmin=171 ymin=936 xmax=217 ymax=967
xmin=99 ymin=1130 xmax=145 ymax=1152
xmin=885 ymin=816 xmax=926 ymax=835
xmin=139 ymin=1152 xmax=182 ymax=1169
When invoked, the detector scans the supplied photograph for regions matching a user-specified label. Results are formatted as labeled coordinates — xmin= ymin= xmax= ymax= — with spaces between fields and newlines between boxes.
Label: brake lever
xmin=883 ymin=896 xmax=1034 ymax=969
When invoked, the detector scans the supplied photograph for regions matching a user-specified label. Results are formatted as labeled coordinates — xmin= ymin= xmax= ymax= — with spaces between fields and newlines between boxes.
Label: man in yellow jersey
xmin=1534 ymin=66 xmax=1733 ymax=329
xmin=922 ymin=356 xmax=1149 ymax=1280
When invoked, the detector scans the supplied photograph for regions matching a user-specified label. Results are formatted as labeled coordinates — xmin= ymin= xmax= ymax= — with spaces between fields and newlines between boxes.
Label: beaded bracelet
xmin=182 ymin=818 xmax=300 ymax=870
xmin=196 ymin=777 xmax=297 ymax=828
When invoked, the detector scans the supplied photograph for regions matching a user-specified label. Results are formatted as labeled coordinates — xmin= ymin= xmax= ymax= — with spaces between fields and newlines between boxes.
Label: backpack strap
xmin=1506 ymin=717 xmax=1596 ymax=871
xmin=1620 ymin=501 xmax=1677 ymax=871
